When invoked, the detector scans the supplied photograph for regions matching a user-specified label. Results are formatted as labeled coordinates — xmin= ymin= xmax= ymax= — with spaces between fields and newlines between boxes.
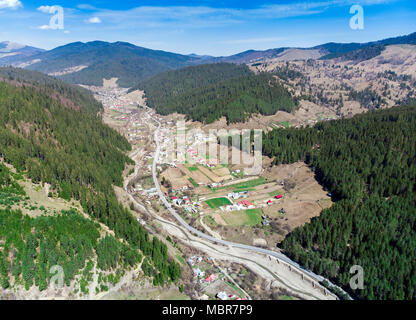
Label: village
xmin=186 ymin=255 xmax=249 ymax=300
xmin=92 ymin=84 xmax=335 ymax=301
xmin=136 ymin=115 xmax=291 ymax=231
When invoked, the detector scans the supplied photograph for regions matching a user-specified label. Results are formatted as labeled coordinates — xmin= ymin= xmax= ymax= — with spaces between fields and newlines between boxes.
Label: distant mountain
xmin=317 ymin=31 xmax=416 ymax=60
xmin=6 ymin=32 xmax=415 ymax=88
xmin=218 ymin=48 xmax=289 ymax=64
xmin=15 ymin=41 xmax=207 ymax=87
xmin=215 ymin=32 xmax=416 ymax=64
xmin=188 ymin=53 xmax=214 ymax=60
xmin=0 ymin=41 xmax=44 ymax=65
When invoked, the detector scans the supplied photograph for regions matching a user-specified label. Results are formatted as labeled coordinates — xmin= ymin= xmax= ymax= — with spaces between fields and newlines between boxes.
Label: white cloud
xmin=0 ymin=0 xmax=22 ymax=10
xmin=77 ymin=4 xmax=97 ymax=11
xmin=37 ymin=25 xmax=52 ymax=30
xmin=85 ymin=16 xmax=102 ymax=24
xmin=87 ymin=0 xmax=398 ymax=30
xmin=37 ymin=5 xmax=55 ymax=14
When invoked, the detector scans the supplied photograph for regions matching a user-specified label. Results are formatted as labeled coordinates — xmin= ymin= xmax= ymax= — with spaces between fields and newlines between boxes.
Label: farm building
xmin=204 ymin=274 xmax=219 ymax=283
xmin=238 ymin=200 xmax=254 ymax=208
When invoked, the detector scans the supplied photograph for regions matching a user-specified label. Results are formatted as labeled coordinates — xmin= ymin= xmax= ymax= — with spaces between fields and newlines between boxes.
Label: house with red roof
xmin=238 ymin=200 xmax=254 ymax=207
xmin=204 ymin=273 xmax=219 ymax=283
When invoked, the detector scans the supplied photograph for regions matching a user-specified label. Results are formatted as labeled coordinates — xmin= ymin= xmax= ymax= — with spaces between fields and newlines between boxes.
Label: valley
xmin=0 ymin=28 xmax=415 ymax=302
xmin=86 ymin=81 xmax=342 ymax=300
xmin=252 ymin=44 xmax=416 ymax=122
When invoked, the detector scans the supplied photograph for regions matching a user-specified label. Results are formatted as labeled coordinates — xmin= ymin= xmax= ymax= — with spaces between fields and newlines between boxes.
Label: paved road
xmin=149 ymin=112 xmax=351 ymax=300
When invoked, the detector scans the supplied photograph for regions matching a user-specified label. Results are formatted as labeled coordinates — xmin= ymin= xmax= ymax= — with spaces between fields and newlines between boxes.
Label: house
xmin=267 ymin=200 xmax=273 ymax=205
xmin=187 ymin=258 xmax=194 ymax=266
xmin=216 ymin=292 xmax=228 ymax=300
xmin=262 ymin=219 xmax=271 ymax=226
xmin=193 ymin=268 xmax=205 ymax=278
xmin=193 ymin=268 xmax=201 ymax=276
xmin=204 ymin=273 xmax=219 ymax=283
xmin=275 ymin=195 xmax=283 ymax=200
xmin=228 ymin=192 xmax=241 ymax=200
xmin=238 ymin=200 xmax=254 ymax=207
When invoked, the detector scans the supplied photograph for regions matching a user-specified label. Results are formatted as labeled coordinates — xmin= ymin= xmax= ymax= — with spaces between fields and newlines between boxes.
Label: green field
xmin=212 ymin=177 xmax=266 ymax=192
xmin=204 ymin=215 xmax=218 ymax=227
xmin=205 ymin=197 xmax=232 ymax=208
xmin=188 ymin=166 xmax=198 ymax=172
xmin=245 ymin=209 xmax=263 ymax=226
xmin=233 ymin=188 xmax=255 ymax=193
xmin=221 ymin=208 xmax=263 ymax=226
xmin=176 ymin=254 xmax=186 ymax=265
xmin=280 ymin=121 xmax=290 ymax=128
xmin=268 ymin=190 xmax=283 ymax=197
xmin=189 ymin=178 xmax=198 ymax=187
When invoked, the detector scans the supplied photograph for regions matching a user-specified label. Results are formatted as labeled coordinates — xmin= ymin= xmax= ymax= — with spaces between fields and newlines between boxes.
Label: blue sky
xmin=0 ymin=0 xmax=415 ymax=56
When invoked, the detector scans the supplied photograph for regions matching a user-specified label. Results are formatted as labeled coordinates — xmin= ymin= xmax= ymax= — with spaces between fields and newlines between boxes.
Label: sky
xmin=0 ymin=0 xmax=415 ymax=56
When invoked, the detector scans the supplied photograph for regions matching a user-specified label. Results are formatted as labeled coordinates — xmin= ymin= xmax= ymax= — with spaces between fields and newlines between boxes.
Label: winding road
xmin=147 ymin=110 xmax=352 ymax=300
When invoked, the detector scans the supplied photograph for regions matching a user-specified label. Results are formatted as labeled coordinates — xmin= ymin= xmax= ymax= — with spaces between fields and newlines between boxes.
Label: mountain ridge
xmin=10 ymin=40 xmax=207 ymax=87
xmin=0 ymin=41 xmax=45 ymax=65
xmin=2 ymin=31 xmax=415 ymax=87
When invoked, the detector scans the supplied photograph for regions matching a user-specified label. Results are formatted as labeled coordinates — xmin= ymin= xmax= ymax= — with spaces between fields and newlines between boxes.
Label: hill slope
xmin=263 ymin=104 xmax=416 ymax=300
xmin=0 ymin=41 xmax=44 ymax=66
xmin=0 ymin=67 xmax=103 ymax=114
xmin=18 ymin=41 xmax=205 ymax=87
xmin=6 ymin=32 xmax=415 ymax=88
xmin=317 ymin=31 xmax=416 ymax=61
xmin=215 ymin=32 xmax=416 ymax=64
xmin=0 ymin=68 xmax=181 ymax=294
xmin=138 ymin=63 xmax=297 ymax=124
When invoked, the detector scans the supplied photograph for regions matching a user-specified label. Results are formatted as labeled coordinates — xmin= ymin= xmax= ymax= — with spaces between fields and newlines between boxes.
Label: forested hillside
xmin=0 ymin=208 xmax=142 ymax=292
xmin=0 ymin=67 xmax=102 ymax=114
xmin=139 ymin=63 xmax=297 ymax=123
xmin=321 ymin=45 xmax=386 ymax=62
xmin=318 ymin=32 xmax=416 ymax=60
xmin=133 ymin=63 xmax=252 ymax=95
xmin=23 ymin=41 xmax=203 ymax=87
xmin=263 ymin=105 xmax=416 ymax=300
xmin=0 ymin=69 xmax=181 ymax=293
